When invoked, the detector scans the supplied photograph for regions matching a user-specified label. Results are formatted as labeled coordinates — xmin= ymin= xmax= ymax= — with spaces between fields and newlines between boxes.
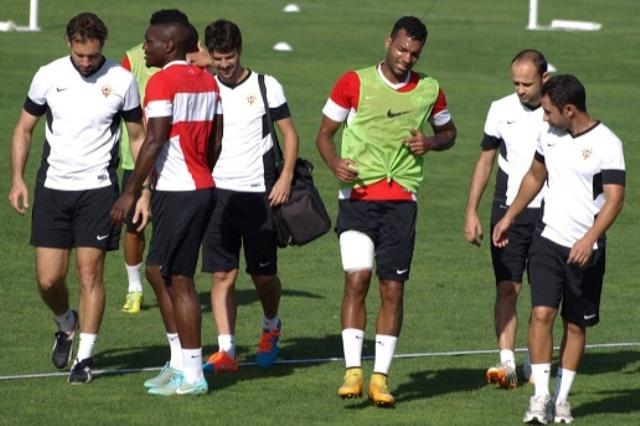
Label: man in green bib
xmin=316 ymin=16 xmax=457 ymax=407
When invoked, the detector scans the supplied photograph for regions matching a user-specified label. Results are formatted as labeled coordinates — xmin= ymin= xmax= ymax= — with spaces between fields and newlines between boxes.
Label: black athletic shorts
xmin=336 ymin=199 xmax=416 ymax=282
xmin=490 ymin=201 xmax=541 ymax=284
xmin=146 ymin=188 xmax=215 ymax=278
xmin=120 ymin=169 xmax=145 ymax=230
xmin=527 ymin=233 xmax=606 ymax=327
xmin=201 ymin=188 xmax=277 ymax=275
xmin=30 ymin=182 xmax=120 ymax=250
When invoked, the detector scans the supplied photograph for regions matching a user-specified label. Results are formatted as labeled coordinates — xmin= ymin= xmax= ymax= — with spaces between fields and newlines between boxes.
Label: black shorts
xmin=30 ymin=183 xmax=120 ymax=250
xmin=527 ymin=233 xmax=606 ymax=327
xmin=146 ymin=188 xmax=215 ymax=278
xmin=336 ymin=199 xmax=416 ymax=282
xmin=490 ymin=201 xmax=541 ymax=284
xmin=120 ymin=170 xmax=145 ymax=230
xmin=201 ymin=188 xmax=277 ymax=275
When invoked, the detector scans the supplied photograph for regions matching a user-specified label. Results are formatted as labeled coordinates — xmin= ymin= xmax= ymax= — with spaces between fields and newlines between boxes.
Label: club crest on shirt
xmin=581 ymin=147 xmax=593 ymax=160
xmin=247 ymin=94 xmax=257 ymax=106
xmin=101 ymin=84 xmax=112 ymax=98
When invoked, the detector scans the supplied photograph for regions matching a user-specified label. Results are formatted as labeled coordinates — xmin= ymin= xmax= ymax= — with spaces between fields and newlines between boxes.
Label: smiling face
xmin=209 ymin=49 xmax=243 ymax=84
xmin=143 ymin=25 xmax=167 ymax=68
xmin=511 ymin=60 xmax=546 ymax=107
xmin=381 ymin=29 xmax=424 ymax=83
xmin=68 ymin=38 xmax=103 ymax=76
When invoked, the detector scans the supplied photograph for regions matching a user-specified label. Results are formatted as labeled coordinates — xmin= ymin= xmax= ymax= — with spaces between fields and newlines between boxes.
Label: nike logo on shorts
xmin=258 ymin=261 xmax=271 ymax=267
xmin=396 ymin=268 xmax=408 ymax=275
xmin=96 ymin=234 xmax=109 ymax=241
xmin=583 ymin=313 xmax=597 ymax=320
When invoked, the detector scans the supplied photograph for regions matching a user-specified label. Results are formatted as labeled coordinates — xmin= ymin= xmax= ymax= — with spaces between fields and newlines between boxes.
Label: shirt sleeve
xmin=264 ymin=75 xmax=291 ymax=121
xmin=321 ymin=71 xmax=359 ymax=122
xmin=121 ymin=54 xmax=131 ymax=71
xmin=600 ymin=131 xmax=626 ymax=185
xmin=24 ymin=66 xmax=49 ymax=116
xmin=429 ymin=89 xmax=451 ymax=126
xmin=122 ymin=74 xmax=141 ymax=115
xmin=144 ymin=73 xmax=173 ymax=118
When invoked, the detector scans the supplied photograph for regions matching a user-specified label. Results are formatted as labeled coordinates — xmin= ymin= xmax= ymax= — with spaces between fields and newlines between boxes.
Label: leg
xmin=75 ymin=247 xmax=106 ymax=334
xmin=146 ymin=265 xmax=178 ymax=333
xmin=251 ymin=274 xmax=281 ymax=320
xmin=252 ymin=274 xmax=283 ymax=368
xmin=558 ymin=319 xmax=586 ymax=372
xmin=342 ymin=270 xmax=372 ymax=330
xmin=35 ymin=247 xmax=71 ymax=316
xmin=122 ymin=227 xmax=145 ymax=313
xmin=376 ymin=279 xmax=404 ymax=336
xmin=495 ymin=280 xmax=522 ymax=352
xmin=124 ymin=227 xmax=145 ymax=266
xmin=167 ymin=275 xmax=202 ymax=350
xmin=211 ymin=270 xmax=239 ymax=335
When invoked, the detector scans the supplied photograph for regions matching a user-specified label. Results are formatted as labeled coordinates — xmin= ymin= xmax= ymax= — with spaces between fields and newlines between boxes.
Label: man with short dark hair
xmin=8 ymin=12 xmax=145 ymax=384
xmin=316 ymin=16 xmax=456 ymax=406
xmin=493 ymin=74 xmax=625 ymax=423
xmin=112 ymin=9 xmax=222 ymax=396
xmin=464 ymin=49 xmax=549 ymax=389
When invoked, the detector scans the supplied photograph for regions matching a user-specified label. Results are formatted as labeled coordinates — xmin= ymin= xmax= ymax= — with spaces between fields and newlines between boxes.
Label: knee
xmin=379 ymin=280 xmax=403 ymax=305
xmin=496 ymin=281 xmax=520 ymax=302
xmin=37 ymin=275 xmax=64 ymax=293
xmin=252 ymin=274 xmax=278 ymax=288
xmin=344 ymin=275 xmax=369 ymax=299
xmin=531 ymin=307 xmax=556 ymax=325
xmin=76 ymin=265 xmax=102 ymax=289
xmin=565 ymin=321 xmax=586 ymax=337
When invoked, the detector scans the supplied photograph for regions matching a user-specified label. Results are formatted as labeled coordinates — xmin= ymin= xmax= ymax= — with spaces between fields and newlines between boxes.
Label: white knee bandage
xmin=340 ymin=230 xmax=374 ymax=272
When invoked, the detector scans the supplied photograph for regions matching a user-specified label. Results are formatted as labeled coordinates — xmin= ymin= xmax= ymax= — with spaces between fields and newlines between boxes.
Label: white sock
xmin=54 ymin=310 xmax=76 ymax=333
xmin=262 ymin=316 xmax=280 ymax=331
xmin=499 ymin=349 xmax=516 ymax=369
xmin=555 ymin=368 xmax=576 ymax=401
xmin=76 ymin=333 xmax=97 ymax=361
xmin=182 ymin=348 xmax=203 ymax=383
xmin=373 ymin=334 xmax=398 ymax=375
xmin=532 ymin=363 xmax=552 ymax=397
xmin=167 ymin=333 xmax=183 ymax=370
xmin=218 ymin=334 xmax=236 ymax=358
xmin=125 ymin=262 xmax=143 ymax=293
xmin=341 ymin=328 xmax=364 ymax=369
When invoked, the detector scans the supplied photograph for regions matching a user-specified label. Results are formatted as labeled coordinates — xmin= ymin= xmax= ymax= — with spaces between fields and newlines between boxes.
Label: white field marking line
xmin=1 ymin=342 xmax=638 ymax=381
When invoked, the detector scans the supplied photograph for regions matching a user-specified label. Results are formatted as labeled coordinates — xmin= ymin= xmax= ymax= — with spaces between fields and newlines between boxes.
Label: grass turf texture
xmin=1 ymin=0 xmax=639 ymax=424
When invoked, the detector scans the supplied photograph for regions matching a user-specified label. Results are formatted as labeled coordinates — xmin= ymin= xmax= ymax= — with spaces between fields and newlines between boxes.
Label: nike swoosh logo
xmin=583 ymin=313 xmax=597 ymax=320
xmin=96 ymin=234 xmax=109 ymax=241
xmin=386 ymin=109 xmax=412 ymax=118
xmin=506 ymin=120 xmax=516 ymax=124
xmin=396 ymin=269 xmax=408 ymax=275
xmin=56 ymin=87 xmax=68 ymax=92
xmin=258 ymin=262 xmax=271 ymax=267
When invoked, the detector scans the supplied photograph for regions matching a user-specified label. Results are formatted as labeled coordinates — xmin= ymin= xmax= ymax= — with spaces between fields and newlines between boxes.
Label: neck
xmin=379 ymin=62 xmax=408 ymax=85
xmin=220 ymin=66 xmax=247 ymax=86
xmin=570 ymin=113 xmax=595 ymax=135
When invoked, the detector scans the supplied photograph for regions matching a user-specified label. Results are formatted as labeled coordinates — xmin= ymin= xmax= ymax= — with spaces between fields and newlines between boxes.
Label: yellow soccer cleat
xmin=337 ymin=367 xmax=364 ymax=399
xmin=122 ymin=291 xmax=143 ymax=314
xmin=368 ymin=373 xmax=395 ymax=407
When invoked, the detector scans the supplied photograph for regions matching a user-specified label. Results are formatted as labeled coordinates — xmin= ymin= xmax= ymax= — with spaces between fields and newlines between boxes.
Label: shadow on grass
xmin=578 ymin=350 xmax=640 ymax=376
xmin=574 ymin=389 xmax=640 ymax=417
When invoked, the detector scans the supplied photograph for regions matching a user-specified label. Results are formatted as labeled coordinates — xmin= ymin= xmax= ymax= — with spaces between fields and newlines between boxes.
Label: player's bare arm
xmin=9 ymin=109 xmax=40 ymax=215
xmin=464 ymin=148 xmax=498 ymax=246
xmin=269 ymin=117 xmax=299 ymax=206
xmin=124 ymin=119 xmax=151 ymax=231
xmin=568 ymin=183 xmax=624 ymax=267
xmin=492 ymin=157 xmax=547 ymax=247
xmin=316 ymin=115 xmax=358 ymax=183
xmin=403 ymin=119 xmax=457 ymax=155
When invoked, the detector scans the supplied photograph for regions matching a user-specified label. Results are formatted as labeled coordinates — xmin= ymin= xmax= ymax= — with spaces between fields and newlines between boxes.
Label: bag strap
xmin=258 ymin=74 xmax=284 ymax=172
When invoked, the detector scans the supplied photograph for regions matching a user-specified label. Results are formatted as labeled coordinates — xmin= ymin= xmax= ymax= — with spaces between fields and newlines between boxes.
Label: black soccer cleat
xmin=68 ymin=358 xmax=93 ymax=384
xmin=51 ymin=310 xmax=78 ymax=369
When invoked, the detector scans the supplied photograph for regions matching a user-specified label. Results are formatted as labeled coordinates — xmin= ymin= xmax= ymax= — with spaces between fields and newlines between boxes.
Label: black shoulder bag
xmin=258 ymin=74 xmax=331 ymax=247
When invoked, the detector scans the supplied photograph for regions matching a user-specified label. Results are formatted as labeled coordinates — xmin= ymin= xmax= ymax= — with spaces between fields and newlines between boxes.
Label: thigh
xmin=35 ymin=247 xmax=71 ymax=284
xmin=73 ymin=186 xmax=121 ymax=251
xmin=241 ymin=192 xmax=277 ymax=275
xmin=201 ymin=189 xmax=242 ymax=272
xmin=30 ymin=184 xmax=74 ymax=248
xmin=527 ymin=235 xmax=566 ymax=309
xmin=375 ymin=202 xmax=416 ymax=282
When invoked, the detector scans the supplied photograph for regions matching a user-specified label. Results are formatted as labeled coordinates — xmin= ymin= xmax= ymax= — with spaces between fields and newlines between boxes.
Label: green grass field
xmin=1 ymin=0 xmax=639 ymax=424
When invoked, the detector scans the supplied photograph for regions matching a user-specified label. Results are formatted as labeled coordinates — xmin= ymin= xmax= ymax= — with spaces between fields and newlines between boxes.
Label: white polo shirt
xmin=536 ymin=121 xmax=625 ymax=248
xmin=25 ymin=56 xmax=141 ymax=190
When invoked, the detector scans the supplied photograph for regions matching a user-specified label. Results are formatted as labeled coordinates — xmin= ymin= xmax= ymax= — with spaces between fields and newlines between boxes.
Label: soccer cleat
xmin=486 ymin=362 xmax=518 ymax=389
xmin=523 ymin=395 xmax=553 ymax=424
xmin=337 ymin=367 xmax=364 ymax=399
xmin=148 ymin=373 xmax=208 ymax=396
xmin=553 ymin=399 xmax=574 ymax=424
xmin=368 ymin=373 xmax=395 ymax=407
xmin=202 ymin=351 xmax=239 ymax=373
xmin=51 ymin=310 xmax=78 ymax=369
xmin=122 ymin=291 xmax=143 ymax=314
xmin=68 ymin=358 xmax=93 ymax=384
xmin=256 ymin=321 xmax=281 ymax=368
xmin=144 ymin=362 xmax=181 ymax=388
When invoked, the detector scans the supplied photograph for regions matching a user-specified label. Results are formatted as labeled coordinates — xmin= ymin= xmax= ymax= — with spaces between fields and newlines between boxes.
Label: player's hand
xmin=8 ymin=178 xmax=29 ymax=215
xmin=492 ymin=217 xmax=511 ymax=248
xmin=111 ymin=192 xmax=136 ymax=226
xmin=567 ymin=237 xmax=594 ymax=268
xmin=269 ymin=171 xmax=293 ymax=207
xmin=132 ymin=191 xmax=152 ymax=232
xmin=187 ymin=47 xmax=212 ymax=69
xmin=402 ymin=129 xmax=431 ymax=156
xmin=464 ymin=211 xmax=483 ymax=247
xmin=331 ymin=158 xmax=358 ymax=183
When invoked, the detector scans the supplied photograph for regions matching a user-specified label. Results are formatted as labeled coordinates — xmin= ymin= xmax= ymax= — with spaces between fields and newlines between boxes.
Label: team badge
xmin=101 ymin=84 xmax=112 ymax=98
xmin=581 ymin=147 xmax=593 ymax=160
xmin=247 ymin=94 xmax=257 ymax=106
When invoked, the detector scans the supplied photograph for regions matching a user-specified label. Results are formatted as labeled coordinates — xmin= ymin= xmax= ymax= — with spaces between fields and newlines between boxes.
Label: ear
xmin=541 ymin=71 xmax=549 ymax=84
xmin=385 ymin=35 xmax=392 ymax=51
xmin=165 ymin=39 xmax=175 ymax=54
xmin=564 ymin=104 xmax=576 ymax=118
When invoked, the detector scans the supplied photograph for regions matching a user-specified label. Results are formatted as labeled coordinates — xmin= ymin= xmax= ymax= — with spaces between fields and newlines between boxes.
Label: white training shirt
xmin=25 ymin=56 xmax=141 ymax=190
xmin=482 ymin=93 xmax=544 ymax=207
xmin=213 ymin=71 xmax=290 ymax=192
xmin=536 ymin=121 xmax=625 ymax=248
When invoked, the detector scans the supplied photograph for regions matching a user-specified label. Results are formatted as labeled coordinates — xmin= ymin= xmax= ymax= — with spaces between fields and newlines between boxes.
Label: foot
xmin=553 ymin=398 xmax=574 ymax=424
xmin=486 ymin=362 xmax=517 ymax=389
xmin=256 ymin=320 xmax=281 ymax=368
xmin=68 ymin=357 xmax=93 ymax=384
xmin=122 ymin=291 xmax=143 ymax=314
xmin=337 ymin=367 xmax=364 ymax=399
xmin=144 ymin=362 xmax=181 ymax=388
xmin=202 ymin=351 xmax=238 ymax=374
xmin=368 ymin=373 xmax=395 ymax=407
xmin=51 ymin=310 xmax=78 ymax=369
xmin=523 ymin=395 xmax=553 ymax=424
xmin=148 ymin=374 xmax=208 ymax=396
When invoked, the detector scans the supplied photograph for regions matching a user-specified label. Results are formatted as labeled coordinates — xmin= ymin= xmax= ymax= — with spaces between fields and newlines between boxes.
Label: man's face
xmin=511 ymin=61 xmax=546 ymax=107
xmin=209 ymin=49 xmax=241 ymax=83
xmin=143 ymin=25 xmax=166 ymax=68
xmin=541 ymin=94 xmax=569 ymax=130
xmin=68 ymin=38 xmax=103 ymax=76
xmin=384 ymin=29 xmax=424 ymax=81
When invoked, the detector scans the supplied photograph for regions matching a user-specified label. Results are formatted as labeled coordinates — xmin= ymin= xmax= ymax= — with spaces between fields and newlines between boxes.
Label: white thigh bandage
xmin=340 ymin=230 xmax=374 ymax=272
